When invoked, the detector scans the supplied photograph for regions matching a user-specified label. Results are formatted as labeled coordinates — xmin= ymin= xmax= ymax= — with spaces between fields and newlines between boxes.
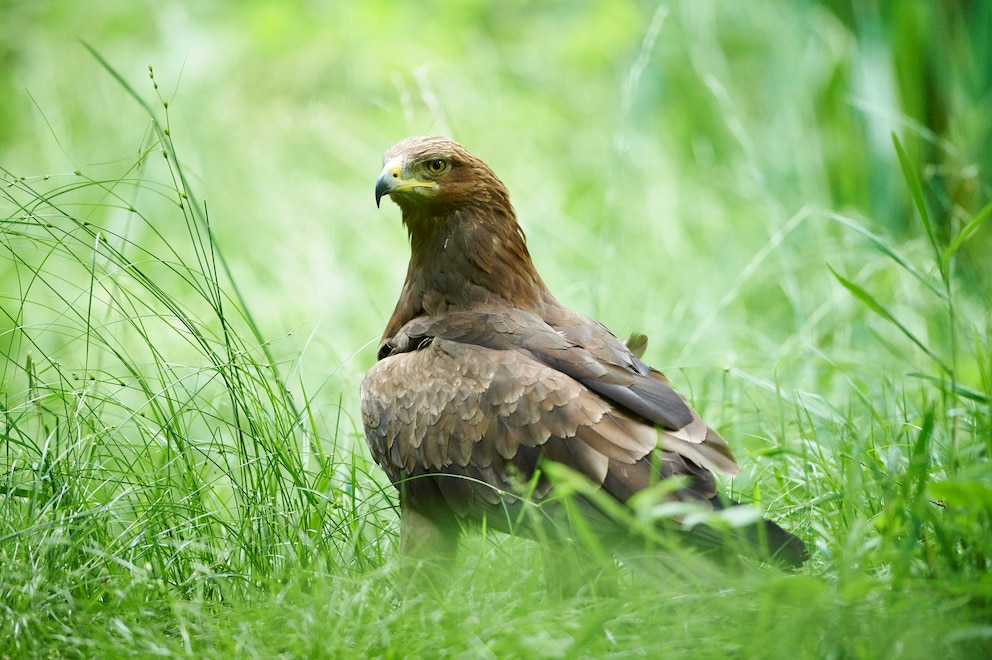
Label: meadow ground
xmin=2 ymin=3 xmax=990 ymax=657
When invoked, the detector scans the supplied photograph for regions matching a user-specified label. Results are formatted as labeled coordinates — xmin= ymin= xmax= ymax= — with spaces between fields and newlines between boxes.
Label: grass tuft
xmin=3 ymin=7 xmax=992 ymax=657
xmin=1 ymin=58 xmax=394 ymax=657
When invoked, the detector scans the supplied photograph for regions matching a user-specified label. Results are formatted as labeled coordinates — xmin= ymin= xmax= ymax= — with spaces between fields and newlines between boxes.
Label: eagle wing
xmin=360 ymin=308 xmax=737 ymax=533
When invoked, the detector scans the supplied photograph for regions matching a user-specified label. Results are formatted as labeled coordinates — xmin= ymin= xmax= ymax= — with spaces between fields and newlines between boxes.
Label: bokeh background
xmin=5 ymin=2 xmax=988 ymax=392
xmin=2 ymin=1 xmax=991 ymax=656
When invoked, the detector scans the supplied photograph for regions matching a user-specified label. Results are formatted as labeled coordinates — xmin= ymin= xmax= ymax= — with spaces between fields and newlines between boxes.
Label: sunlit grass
xmin=2 ymin=2 xmax=992 ymax=657
xmin=0 ymin=66 xmax=396 ymax=656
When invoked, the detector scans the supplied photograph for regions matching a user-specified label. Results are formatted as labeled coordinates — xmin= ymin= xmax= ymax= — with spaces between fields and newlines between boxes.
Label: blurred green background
xmin=2 ymin=1 xmax=991 ymax=656
xmin=4 ymin=2 xmax=988 ymax=389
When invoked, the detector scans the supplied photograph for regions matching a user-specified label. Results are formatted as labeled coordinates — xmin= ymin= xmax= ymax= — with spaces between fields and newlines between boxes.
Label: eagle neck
xmin=385 ymin=204 xmax=549 ymax=336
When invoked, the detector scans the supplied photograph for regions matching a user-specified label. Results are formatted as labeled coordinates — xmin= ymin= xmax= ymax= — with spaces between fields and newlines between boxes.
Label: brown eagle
xmin=361 ymin=136 xmax=806 ymax=568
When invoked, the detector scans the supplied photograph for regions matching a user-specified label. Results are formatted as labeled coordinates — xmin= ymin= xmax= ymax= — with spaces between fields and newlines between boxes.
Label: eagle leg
xmin=398 ymin=501 xmax=460 ymax=581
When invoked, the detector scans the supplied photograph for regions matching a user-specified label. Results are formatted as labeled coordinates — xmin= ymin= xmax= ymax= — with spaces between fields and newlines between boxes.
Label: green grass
xmin=2 ymin=2 xmax=991 ymax=657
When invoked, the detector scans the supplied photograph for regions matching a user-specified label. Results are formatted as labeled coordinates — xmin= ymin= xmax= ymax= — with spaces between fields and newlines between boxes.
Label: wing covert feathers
xmin=362 ymin=317 xmax=739 ymax=522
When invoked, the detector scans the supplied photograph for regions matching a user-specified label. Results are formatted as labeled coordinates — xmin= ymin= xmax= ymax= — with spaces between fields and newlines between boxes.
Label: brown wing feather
xmin=397 ymin=310 xmax=696 ymax=431
xmin=363 ymin=338 xmax=608 ymax=475
xmin=361 ymin=321 xmax=736 ymax=528
xmin=388 ymin=310 xmax=738 ymax=474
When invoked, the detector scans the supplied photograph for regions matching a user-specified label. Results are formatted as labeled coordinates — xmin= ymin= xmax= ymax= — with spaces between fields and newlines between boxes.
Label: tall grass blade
xmin=828 ymin=212 xmax=946 ymax=300
xmin=827 ymin=264 xmax=950 ymax=375
xmin=906 ymin=372 xmax=990 ymax=405
xmin=79 ymin=39 xmax=298 ymax=421
xmin=892 ymin=133 xmax=940 ymax=261
xmin=941 ymin=200 xmax=992 ymax=267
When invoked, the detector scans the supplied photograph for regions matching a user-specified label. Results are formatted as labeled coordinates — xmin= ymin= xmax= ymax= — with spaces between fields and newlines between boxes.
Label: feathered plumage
xmin=362 ymin=136 xmax=807 ymax=568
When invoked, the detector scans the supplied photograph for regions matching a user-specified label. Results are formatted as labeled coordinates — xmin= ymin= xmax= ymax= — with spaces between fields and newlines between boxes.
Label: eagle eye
xmin=426 ymin=159 xmax=447 ymax=174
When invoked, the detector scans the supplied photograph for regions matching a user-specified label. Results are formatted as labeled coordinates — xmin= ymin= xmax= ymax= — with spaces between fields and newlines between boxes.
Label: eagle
xmin=361 ymin=136 xmax=807 ymax=570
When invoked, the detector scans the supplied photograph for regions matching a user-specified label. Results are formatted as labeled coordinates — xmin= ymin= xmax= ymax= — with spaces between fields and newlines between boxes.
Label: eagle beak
xmin=375 ymin=162 xmax=403 ymax=208
xmin=376 ymin=158 xmax=440 ymax=207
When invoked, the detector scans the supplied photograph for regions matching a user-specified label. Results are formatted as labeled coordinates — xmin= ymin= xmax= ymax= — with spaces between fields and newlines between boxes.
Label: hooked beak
xmin=374 ymin=164 xmax=399 ymax=208
xmin=374 ymin=158 xmax=436 ymax=207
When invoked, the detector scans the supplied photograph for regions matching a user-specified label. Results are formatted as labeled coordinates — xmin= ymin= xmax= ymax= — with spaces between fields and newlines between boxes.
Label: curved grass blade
xmin=827 ymin=212 xmax=946 ymax=300
xmin=828 ymin=264 xmax=951 ymax=376
xmin=941 ymin=200 xmax=992 ymax=268
xmin=892 ymin=133 xmax=940 ymax=261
